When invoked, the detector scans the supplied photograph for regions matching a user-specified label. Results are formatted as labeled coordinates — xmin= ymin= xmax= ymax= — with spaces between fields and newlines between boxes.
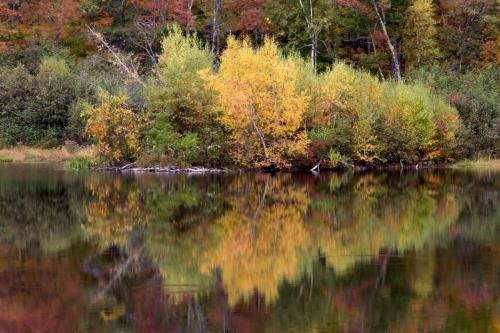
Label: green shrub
xmin=408 ymin=65 xmax=499 ymax=158
xmin=0 ymin=57 xmax=77 ymax=147
xmin=142 ymin=25 xmax=226 ymax=166
xmin=143 ymin=112 xmax=200 ymax=165
xmin=64 ymin=157 xmax=94 ymax=170
xmin=379 ymin=83 xmax=436 ymax=161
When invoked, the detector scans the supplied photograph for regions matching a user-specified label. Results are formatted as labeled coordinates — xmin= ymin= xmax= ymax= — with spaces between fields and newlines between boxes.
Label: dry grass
xmin=453 ymin=158 xmax=500 ymax=170
xmin=0 ymin=145 xmax=97 ymax=163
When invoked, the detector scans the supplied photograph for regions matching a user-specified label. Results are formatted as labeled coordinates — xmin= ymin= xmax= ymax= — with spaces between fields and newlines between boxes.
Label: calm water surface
xmin=0 ymin=163 xmax=498 ymax=333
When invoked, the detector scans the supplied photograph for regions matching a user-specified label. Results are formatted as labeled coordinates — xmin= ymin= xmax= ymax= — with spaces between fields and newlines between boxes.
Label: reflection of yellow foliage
xmin=78 ymin=171 xmax=464 ymax=312
xmin=202 ymin=175 xmax=309 ymax=306
xmin=99 ymin=301 xmax=125 ymax=322
xmin=82 ymin=177 xmax=144 ymax=248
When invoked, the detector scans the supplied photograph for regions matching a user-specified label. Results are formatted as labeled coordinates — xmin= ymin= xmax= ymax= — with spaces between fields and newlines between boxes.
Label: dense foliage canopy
xmin=0 ymin=0 xmax=498 ymax=167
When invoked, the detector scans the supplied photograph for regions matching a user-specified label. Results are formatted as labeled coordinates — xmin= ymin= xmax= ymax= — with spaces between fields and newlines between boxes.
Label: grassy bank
xmin=453 ymin=159 xmax=500 ymax=170
xmin=0 ymin=145 xmax=96 ymax=163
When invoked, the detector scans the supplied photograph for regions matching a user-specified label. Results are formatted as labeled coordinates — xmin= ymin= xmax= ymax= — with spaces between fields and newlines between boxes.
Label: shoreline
xmin=1 ymin=147 xmax=498 ymax=172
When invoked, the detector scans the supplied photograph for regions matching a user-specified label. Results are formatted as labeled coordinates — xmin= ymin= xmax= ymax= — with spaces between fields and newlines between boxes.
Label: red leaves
xmin=226 ymin=0 xmax=270 ymax=32
xmin=0 ymin=0 xmax=81 ymax=50
xmin=337 ymin=0 xmax=371 ymax=15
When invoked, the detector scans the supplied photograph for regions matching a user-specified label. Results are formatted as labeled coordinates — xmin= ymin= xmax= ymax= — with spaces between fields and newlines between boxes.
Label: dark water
xmin=0 ymin=164 xmax=498 ymax=333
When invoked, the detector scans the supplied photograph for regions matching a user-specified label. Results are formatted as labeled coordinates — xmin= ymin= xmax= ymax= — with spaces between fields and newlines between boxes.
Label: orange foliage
xmin=0 ymin=0 xmax=80 ymax=50
xmin=83 ymin=90 xmax=141 ymax=164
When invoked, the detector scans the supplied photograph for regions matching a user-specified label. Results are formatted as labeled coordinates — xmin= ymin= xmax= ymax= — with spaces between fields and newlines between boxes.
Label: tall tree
xmin=367 ymin=0 xmax=401 ymax=80
xmin=204 ymin=37 xmax=309 ymax=168
xmin=338 ymin=0 xmax=403 ymax=80
xmin=265 ymin=0 xmax=342 ymax=72
xmin=402 ymin=0 xmax=440 ymax=70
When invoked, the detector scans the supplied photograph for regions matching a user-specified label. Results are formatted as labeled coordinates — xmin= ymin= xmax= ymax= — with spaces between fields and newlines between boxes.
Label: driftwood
xmin=92 ymin=165 xmax=232 ymax=174
xmin=310 ymin=159 xmax=322 ymax=172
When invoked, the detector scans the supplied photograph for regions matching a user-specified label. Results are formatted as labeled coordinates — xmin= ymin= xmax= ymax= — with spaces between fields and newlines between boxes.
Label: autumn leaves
xmin=83 ymin=28 xmax=461 ymax=168
xmin=204 ymin=38 xmax=309 ymax=168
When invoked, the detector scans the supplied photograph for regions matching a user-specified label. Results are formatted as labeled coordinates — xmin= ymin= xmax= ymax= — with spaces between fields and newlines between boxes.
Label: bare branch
xmin=87 ymin=25 xmax=146 ymax=87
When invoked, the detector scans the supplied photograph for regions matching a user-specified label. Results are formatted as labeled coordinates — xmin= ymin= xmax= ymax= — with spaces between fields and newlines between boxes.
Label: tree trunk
xmin=311 ymin=33 xmax=318 ymax=73
xmin=211 ymin=0 xmax=222 ymax=57
xmin=370 ymin=0 xmax=401 ymax=80
xmin=298 ymin=0 xmax=318 ymax=73
xmin=186 ymin=0 xmax=195 ymax=35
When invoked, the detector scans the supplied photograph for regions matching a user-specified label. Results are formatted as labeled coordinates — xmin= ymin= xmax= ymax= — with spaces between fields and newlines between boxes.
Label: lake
xmin=0 ymin=163 xmax=498 ymax=332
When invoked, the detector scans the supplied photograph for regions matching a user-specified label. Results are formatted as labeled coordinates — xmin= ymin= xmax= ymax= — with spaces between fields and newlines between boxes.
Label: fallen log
xmin=91 ymin=165 xmax=232 ymax=174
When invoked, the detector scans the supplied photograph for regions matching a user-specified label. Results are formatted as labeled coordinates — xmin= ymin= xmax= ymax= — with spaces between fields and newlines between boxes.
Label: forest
xmin=0 ymin=0 xmax=498 ymax=168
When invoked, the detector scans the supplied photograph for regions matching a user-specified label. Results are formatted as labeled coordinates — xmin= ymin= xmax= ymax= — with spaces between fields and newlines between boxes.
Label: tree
xmin=0 ymin=57 xmax=78 ymax=147
xmin=366 ymin=0 xmax=402 ymax=80
xmin=339 ymin=0 xmax=403 ymax=79
xmin=402 ymin=0 xmax=440 ymax=70
xmin=204 ymin=37 xmax=309 ymax=168
xmin=143 ymin=25 xmax=225 ymax=165
xmin=265 ymin=0 xmax=342 ymax=72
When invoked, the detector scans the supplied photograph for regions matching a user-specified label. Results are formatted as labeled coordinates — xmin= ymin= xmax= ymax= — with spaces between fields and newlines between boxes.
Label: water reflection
xmin=0 ymin=164 xmax=498 ymax=332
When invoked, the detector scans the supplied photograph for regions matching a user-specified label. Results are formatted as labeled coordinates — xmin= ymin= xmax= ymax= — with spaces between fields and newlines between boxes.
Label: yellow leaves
xmin=99 ymin=299 xmax=125 ymax=322
xmin=402 ymin=0 xmax=440 ymax=69
xmin=204 ymin=37 xmax=309 ymax=168
xmin=82 ymin=90 xmax=141 ymax=164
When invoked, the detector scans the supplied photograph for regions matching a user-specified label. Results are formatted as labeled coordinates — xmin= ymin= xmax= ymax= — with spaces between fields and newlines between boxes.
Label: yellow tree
xmin=402 ymin=0 xmax=440 ymax=69
xmin=204 ymin=37 xmax=309 ymax=168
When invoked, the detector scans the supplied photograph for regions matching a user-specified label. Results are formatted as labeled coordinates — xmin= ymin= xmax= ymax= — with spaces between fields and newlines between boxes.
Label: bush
xmin=143 ymin=112 xmax=200 ymax=166
xmin=320 ymin=63 xmax=384 ymax=164
xmin=64 ymin=157 xmax=94 ymax=170
xmin=82 ymin=90 xmax=141 ymax=165
xmin=0 ymin=57 xmax=77 ymax=147
xmin=408 ymin=65 xmax=499 ymax=158
xmin=380 ymin=83 xmax=436 ymax=161
xmin=143 ymin=25 xmax=225 ymax=166
xmin=306 ymin=63 xmax=461 ymax=165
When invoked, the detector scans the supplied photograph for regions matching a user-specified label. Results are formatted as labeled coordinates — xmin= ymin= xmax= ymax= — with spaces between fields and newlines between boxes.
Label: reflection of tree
xmin=2 ymin=164 xmax=499 ymax=332
xmin=0 ymin=166 xmax=85 ymax=253
xmin=144 ymin=177 xmax=231 ymax=301
xmin=260 ymin=171 xmax=499 ymax=333
xmin=202 ymin=174 xmax=310 ymax=306
xmin=306 ymin=172 xmax=460 ymax=275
